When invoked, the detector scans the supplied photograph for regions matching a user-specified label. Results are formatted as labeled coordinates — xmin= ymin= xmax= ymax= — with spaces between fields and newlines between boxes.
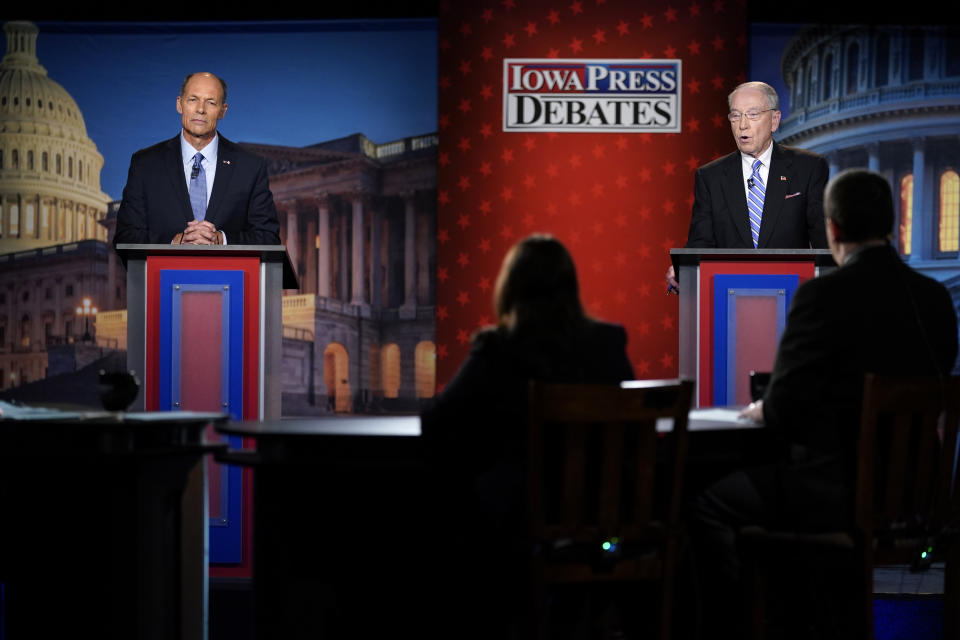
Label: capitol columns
xmin=348 ymin=190 xmax=370 ymax=307
xmin=368 ymin=196 xmax=383 ymax=309
xmin=314 ymin=193 xmax=332 ymax=298
xmin=866 ymin=142 xmax=880 ymax=173
xmin=826 ymin=151 xmax=840 ymax=180
xmin=106 ymin=235 xmax=116 ymax=311
xmin=910 ymin=138 xmax=933 ymax=262
xmin=278 ymin=199 xmax=299 ymax=280
xmin=399 ymin=190 xmax=417 ymax=319
xmin=417 ymin=204 xmax=432 ymax=305
xmin=889 ymin=33 xmax=903 ymax=86
xmin=873 ymin=142 xmax=896 ymax=210
xmin=303 ymin=212 xmax=317 ymax=296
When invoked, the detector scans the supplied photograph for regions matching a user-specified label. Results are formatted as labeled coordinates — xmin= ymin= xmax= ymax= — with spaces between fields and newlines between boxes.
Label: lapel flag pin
xmin=780 ymin=175 xmax=787 ymax=181
xmin=222 ymin=160 xmax=231 ymax=165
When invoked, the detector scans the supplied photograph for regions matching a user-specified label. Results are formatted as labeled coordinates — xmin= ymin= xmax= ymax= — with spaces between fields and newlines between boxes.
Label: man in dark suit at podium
xmin=113 ymin=72 xmax=280 ymax=247
xmin=666 ymin=81 xmax=828 ymax=290
xmin=686 ymin=81 xmax=828 ymax=250
xmin=691 ymin=169 xmax=958 ymax=638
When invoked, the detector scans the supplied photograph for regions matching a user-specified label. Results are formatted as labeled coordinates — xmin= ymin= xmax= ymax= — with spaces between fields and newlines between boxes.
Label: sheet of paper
xmin=690 ymin=407 xmax=749 ymax=424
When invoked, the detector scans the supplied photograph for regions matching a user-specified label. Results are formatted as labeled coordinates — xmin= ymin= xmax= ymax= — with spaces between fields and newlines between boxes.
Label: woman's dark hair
xmin=492 ymin=234 xmax=586 ymax=335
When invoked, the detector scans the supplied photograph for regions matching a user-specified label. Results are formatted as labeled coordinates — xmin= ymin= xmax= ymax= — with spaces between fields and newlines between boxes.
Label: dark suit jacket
xmin=756 ymin=244 xmax=958 ymax=526
xmin=112 ymin=134 xmax=280 ymax=246
xmin=686 ymin=143 xmax=828 ymax=249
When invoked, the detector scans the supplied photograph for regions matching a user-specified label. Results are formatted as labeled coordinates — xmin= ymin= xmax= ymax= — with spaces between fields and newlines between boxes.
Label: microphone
xmin=747 ymin=177 xmax=755 ymax=189
xmin=191 ymin=164 xmax=200 ymax=180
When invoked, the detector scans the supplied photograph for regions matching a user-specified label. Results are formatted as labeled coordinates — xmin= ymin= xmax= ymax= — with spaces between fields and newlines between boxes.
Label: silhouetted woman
xmin=421 ymin=234 xmax=634 ymax=637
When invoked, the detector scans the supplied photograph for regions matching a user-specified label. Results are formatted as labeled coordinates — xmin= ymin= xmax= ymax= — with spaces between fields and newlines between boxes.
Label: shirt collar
xmin=180 ymin=132 xmax=219 ymax=164
xmin=741 ymin=141 xmax=774 ymax=171
xmin=842 ymin=240 xmax=890 ymax=266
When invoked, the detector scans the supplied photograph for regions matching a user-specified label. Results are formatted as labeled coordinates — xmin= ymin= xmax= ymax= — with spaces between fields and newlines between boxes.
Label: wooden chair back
xmin=526 ymin=379 xmax=693 ymax=639
xmin=855 ymin=374 xmax=960 ymax=638
xmin=527 ymin=379 xmax=694 ymax=559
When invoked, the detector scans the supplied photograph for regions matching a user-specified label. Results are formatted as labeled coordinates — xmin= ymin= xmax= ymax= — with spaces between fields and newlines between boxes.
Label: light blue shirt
xmin=180 ymin=133 xmax=226 ymax=242
xmin=180 ymin=132 xmax=218 ymax=205
xmin=740 ymin=141 xmax=773 ymax=204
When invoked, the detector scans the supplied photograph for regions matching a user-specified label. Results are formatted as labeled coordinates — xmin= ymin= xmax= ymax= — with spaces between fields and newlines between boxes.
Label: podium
xmin=117 ymin=244 xmax=297 ymax=567
xmin=0 ymin=409 xmax=227 ymax=640
xmin=671 ymin=248 xmax=835 ymax=408
xmin=117 ymin=244 xmax=297 ymax=418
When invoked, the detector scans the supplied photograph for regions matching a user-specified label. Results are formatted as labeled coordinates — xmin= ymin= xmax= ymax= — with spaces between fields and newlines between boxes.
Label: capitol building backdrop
xmin=0 ymin=21 xmax=438 ymax=413
xmin=0 ymin=21 xmax=957 ymax=408
xmin=777 ymin=24 xmax=960 ymax=305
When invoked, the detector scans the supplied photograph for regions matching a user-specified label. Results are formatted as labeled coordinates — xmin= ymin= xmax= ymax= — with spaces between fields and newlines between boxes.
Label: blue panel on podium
xmin=713 ymin=274 xmax=798 ymax=406
xmin=159 ymin=269 xmax=245 ymax=563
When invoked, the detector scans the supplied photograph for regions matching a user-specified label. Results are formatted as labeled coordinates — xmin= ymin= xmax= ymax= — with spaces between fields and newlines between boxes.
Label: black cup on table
xmin=749 ymin=371 xmax=771 ymax=403
xmin=99 ymin=369 xmax=141 ymax=411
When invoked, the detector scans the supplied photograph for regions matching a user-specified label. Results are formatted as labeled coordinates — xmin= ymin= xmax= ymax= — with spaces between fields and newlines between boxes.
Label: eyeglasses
xmin=728 ymin=109 xmax=775 ymax=122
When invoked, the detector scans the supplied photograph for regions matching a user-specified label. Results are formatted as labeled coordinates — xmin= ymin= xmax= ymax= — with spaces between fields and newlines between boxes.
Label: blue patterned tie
xmin=189 ymin=152 xmax=206 ymax=221
xmin=747 ymin=158 xmax=765 ymax=248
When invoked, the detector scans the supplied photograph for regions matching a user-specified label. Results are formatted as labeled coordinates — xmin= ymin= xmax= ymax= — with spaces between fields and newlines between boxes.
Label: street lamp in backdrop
xmin=76 ymin=297 xmax=97 ymax=342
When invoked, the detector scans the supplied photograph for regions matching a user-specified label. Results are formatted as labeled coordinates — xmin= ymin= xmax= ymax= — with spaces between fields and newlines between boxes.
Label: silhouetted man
xmin=691 ymin=168 xmax=958 ymax=638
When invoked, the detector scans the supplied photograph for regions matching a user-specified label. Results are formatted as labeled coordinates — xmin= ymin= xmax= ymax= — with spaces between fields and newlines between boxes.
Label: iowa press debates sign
xmin=503 ymin=59 xmax=682 ymax=133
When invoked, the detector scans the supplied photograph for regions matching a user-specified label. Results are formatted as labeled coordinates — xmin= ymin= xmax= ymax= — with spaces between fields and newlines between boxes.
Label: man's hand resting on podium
xmin=666 ymin=265 xmax=679 ymax=294
xmin=172 ymin=220 xmax=223 ymax=245
xmin=738 ymin=399 xmax=763 ymax=422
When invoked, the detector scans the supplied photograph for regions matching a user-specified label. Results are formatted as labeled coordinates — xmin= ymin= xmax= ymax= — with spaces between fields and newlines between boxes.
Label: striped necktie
xmin=189 ymin=152 xmax=207 ymax=221
xmin=747 ymin=158 xmax=765 ymax=248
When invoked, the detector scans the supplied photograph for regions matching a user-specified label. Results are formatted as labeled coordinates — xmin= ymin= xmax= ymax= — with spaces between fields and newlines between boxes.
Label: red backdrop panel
xmin=732 ymin=295 xmax=778 ymax=405
xmin=437 ymin=0 xmax=747 ymax=387
xmin=180 ymin=291 xmax=224 ymax=412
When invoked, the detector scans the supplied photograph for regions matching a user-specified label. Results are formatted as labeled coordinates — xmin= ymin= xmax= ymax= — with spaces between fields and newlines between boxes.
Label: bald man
xmin=113 ymin=72 xmax=280 ymax=247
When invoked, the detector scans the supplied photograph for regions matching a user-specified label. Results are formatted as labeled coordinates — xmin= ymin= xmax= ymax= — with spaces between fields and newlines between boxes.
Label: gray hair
xmin=728 ymin=81 xmax=779 ymax=110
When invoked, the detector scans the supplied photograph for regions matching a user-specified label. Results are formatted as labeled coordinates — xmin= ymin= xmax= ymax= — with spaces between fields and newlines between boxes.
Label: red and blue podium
xmin=117 ymin=243 xmax=297 ymax=572
xmin=671 ymin=248 xmax=835 ymax=408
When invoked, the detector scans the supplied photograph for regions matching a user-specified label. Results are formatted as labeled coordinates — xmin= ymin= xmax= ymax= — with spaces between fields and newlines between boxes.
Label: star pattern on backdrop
xmin=437 ymin=0 xmax=746 ymax=386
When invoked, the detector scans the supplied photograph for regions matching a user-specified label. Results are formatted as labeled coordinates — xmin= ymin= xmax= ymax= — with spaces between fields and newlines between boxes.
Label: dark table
xmin=217 ymin=410 xmax=769 ymax=639
xmin=217 ymin=416 xmax=427 ymax=639
xmin=0 ymin=406 xmax=228 ymax=640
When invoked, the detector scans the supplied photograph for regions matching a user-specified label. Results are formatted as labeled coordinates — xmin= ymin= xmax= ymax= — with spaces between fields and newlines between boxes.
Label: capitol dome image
xmin=0 ymin=20 xmax=111 ymax=253
xmin=0 ymin=21 xmax=120 ymax=389
xmin=777 ymin=24 xmax=960 ymax=291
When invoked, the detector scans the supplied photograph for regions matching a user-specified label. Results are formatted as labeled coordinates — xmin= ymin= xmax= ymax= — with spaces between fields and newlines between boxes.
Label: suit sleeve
xmin=234 ymin=155 xmax=281 ymax=245
xmin=804 ymin=154 xmax=829 ymax=249
xmin=685 ymin=168 xmax=718 ymax=248
xmin=112 ymin=154 xmax=151 ymax=246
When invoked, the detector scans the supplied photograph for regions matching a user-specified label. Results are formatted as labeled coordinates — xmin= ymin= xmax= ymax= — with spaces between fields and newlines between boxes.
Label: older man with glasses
xmin=667 ymin=81 xmax=828 ymax=290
